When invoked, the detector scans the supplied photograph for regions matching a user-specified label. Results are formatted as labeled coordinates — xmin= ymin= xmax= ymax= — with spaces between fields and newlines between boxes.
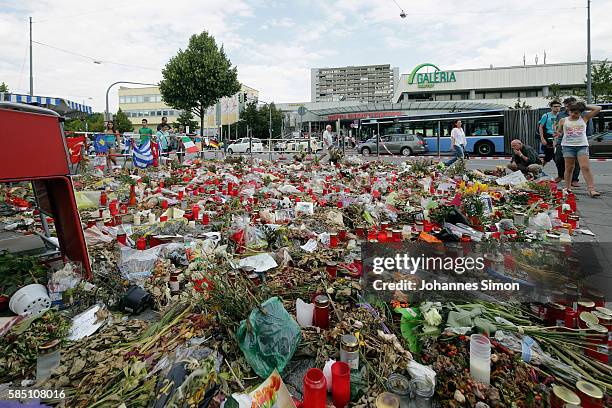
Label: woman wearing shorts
xmin=558 ymin=102 xmax=601 ymax=197
xmin=103 ymin=121 xmax=120 ymax=167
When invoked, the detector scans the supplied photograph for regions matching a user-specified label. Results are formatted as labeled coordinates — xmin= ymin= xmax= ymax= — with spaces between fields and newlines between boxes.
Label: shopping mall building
xmin=392 ymin=61 xmax=592 ymax=107
xmin=277 ymin=61 xmax=597 ymax=136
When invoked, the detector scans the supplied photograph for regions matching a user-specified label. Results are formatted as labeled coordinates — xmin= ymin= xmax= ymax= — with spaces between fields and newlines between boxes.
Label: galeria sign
xmin=407 ymin=63 xmax=456 ymax=88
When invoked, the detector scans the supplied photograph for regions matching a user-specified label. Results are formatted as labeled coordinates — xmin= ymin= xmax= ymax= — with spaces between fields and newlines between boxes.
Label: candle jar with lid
xmin=340 ymin=334 xmax=359 ymax=370
xmin=376 ymin=392 xmax=400 ymax=408
xmin=313 ymin=295 xmax=330 ymax=329
xmin=37 ymin=339 xmax=61 ymax=381
xmin=386 ymin=373 xmax=410 ymax=408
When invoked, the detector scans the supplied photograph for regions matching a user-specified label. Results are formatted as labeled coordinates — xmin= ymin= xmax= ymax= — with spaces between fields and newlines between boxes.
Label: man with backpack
xmin=539 ymin=100 xmax=561 ymax=167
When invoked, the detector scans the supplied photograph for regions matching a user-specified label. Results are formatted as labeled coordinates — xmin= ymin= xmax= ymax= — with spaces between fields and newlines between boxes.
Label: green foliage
xmin=0 ymin=252 xmax=48 ymax=297
xmin=462 ymin=194 xmax=485 ymax=217
xmin=0 ymin=82 xmax=8 ymax=93
xmin=114 ymin=108 xmax=133 ymax=133
xmin=234 ymin=101 xmax=284 ymax=139
xmin=63 ymin=113 xmax=105 ymax=132
xmin=159 ymin=31 xmax=241 ymax=132
xmin=64 ymin=118 xmax=85 ymax=132
xmin=511 ymin=98 xmax=532 ymax=109
xmin=174 ymin=110 xmax=198 ymax=131
xmin=590 ymin=59 xmax=612 ymax=103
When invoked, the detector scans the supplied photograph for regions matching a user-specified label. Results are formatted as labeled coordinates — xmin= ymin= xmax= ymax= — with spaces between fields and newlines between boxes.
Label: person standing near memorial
xmin=539 ymin=100 xmax=561 ymax=167
xmin=139 ymin=119 xmax=153 ymax=145
xmin=558 ymin=102 xmax=601 ymax=197
xmin=103 ymin=120 xmax=120 ymax=168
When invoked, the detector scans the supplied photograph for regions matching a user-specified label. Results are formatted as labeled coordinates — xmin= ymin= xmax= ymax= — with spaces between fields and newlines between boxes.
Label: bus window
xmin=408 ymin=121 xmax=439 ymax=137
xmin=465 ymin=118 xmax=503 ymax=136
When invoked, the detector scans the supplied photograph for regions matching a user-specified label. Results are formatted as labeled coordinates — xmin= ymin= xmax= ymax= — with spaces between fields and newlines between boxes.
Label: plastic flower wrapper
xmin=422 ymin=307 xmax=442 ymax=327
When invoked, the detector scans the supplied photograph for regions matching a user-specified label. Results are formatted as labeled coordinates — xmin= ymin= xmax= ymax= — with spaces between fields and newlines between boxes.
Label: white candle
xmin=133 ymin=213 xmax=141 ymax=226
xmin=148 ymin=213 xmax=156 ymax=224
xmin=188 ymin=220 xmax=196 ymax=229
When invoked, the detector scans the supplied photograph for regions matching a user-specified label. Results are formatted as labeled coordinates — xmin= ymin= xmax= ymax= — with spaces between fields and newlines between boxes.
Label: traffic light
xmin=238 ymin=93 xmax=243 ymax=103
xmin=243 ymin=93 xmax=248 ymax=103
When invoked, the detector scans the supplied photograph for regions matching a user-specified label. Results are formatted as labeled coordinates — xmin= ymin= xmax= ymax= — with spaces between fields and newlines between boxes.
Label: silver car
xmin=357 ymin=134 xmax=429 ymax=156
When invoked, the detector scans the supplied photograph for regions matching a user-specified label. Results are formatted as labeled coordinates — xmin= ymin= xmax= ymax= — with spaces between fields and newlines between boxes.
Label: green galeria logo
xmin=407 ymin=63 xmax=457 ymax=88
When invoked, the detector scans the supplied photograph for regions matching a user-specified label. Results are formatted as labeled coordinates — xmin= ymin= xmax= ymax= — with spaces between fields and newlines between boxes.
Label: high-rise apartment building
xmin=311 ymin=64 xmax=399 ymax=103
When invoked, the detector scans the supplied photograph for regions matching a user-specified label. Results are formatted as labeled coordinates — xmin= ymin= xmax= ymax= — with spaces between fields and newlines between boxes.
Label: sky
xmin=1 ymin=0 xmax=611 ymax=113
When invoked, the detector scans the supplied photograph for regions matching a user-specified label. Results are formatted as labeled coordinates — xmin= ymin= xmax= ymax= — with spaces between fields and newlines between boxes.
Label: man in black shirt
xmin=157 ymin=116 xmax=170 ymax=131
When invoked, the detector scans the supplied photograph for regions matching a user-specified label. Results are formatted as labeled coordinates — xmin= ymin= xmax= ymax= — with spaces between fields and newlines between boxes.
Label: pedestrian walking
xmin=103 ymin=120 xmax=120 ymax=168
xmin=558 ymin=101 xmax=601 ymax=197
xmin=507 ymin=139 xmax=542 ymax=177
xmin=443 ymin=120 xmax=467 ymax=167
xmin=319 ymin=124 xmax=335 ymax=163
xmin=539 ymin=100 xmax=561 ymax=166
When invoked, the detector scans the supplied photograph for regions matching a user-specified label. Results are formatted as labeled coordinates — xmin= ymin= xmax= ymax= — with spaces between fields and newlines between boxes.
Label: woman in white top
xmin=558 ymin=102 xmax=601 ymax=197
xmin=443 ymin=119 xmax=467 ymax=167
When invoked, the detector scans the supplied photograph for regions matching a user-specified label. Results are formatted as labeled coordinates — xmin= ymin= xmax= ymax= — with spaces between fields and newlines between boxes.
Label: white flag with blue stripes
xmin=133 ymin=140 xmax=153 ymax=168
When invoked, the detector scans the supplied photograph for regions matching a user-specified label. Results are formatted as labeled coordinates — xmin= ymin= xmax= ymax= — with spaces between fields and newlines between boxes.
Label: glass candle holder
xmin=313 ymin=295 xmax=330 ymax=329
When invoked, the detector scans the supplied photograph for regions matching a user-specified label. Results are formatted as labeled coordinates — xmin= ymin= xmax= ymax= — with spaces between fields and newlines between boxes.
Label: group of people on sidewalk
xmin=443 ymin=97 xmax=602 ymax=198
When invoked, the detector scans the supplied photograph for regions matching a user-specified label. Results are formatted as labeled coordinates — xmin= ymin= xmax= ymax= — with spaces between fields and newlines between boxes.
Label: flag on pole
xmin=209 ymin=139 xmax=219 ymax=149
xmin=181 ymin=136 xmax=199 ymax=153
xmin=133 ymin=140 xmax=153 ymax=168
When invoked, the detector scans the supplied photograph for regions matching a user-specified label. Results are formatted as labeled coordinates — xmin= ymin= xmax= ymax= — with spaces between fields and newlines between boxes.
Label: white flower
xmin=423 ymin=308 xmax=442 ymax=327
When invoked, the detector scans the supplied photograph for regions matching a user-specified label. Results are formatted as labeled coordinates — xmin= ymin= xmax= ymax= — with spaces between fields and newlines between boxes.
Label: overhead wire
xmin=32 ymin=40 xmax=158 ymax=71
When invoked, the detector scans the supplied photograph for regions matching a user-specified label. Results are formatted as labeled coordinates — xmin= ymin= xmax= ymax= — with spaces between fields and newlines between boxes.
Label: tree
xmin=86 ymin=113 xmax=105 ymax=132
xmin=159 ymin=31 xmax=241 ymax=135
xmin=0 ymin=82 xmax=8 ymax=93
xmin=590 ymin=59 xmax=612 ymax=103
xmin=64 ymin=118 xmax=85 ymax=132
xmin=114 ymin=108 xmax=133 ymax=133
xmin=174 ymin=110 xmax=198 ymax=131
xmin=510 ymin=98 xmax=532 ymax=110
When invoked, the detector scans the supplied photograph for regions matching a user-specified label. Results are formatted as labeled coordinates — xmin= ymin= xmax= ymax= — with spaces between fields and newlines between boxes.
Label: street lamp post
xmin=586 ymin=0 xmax=592 ymax=103
xmin=105 ymin=81 xmax=157 ymax=121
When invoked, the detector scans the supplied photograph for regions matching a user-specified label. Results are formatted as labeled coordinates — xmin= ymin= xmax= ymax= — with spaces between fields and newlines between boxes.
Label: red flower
xmin=193 ymin=278 xmax=214 ymax=294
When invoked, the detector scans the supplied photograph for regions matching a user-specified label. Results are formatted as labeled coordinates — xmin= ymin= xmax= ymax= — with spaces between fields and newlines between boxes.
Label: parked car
xmin=284 ymin=138 xmax=323 ymax=152
xmin=227 ymin=138 xmax=264 ymax=154
xmin=589 ymin=132 xmax=612 ymax=157
xmin=357 ymin=134 xmax=428 ymax=156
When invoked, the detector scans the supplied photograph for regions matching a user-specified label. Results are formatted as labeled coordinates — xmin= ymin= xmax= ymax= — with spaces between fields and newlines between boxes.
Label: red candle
xmin=355 ymin=226 xmax=365 ymax=238
xmin=100 ymin=190 xmax=108 ymax=207
xmin=367 ymin=227 xmax=377 ymax=241
xmin=109 ymin=200 xmax=118 ymax=215
xmin=160 ymin=215 xmax=168 ymax=222
xmin=331 ymin=362 xmax=350 ymax=408
xmin=326 ymin=263 xmax=338 ymax=279
xmin=178 ymin=190 xmax=184 ymax=200
xmin=161 ymin=199 xmax=169 ymax=209
xmin=313 ymin=295 xmax=330 ymax=329
xmin=303 ymin=368 xmax=327 ymax=408
xmin=377 ymin=230 xmax=387 ymax=243
xmin=329 ymin=233 xmax=338 ymax=248
xmin=337 ymin=200 xmax=343 ymax=209
xmin=392 ymin=230 xmax=402 ymax=242
xmin=117 ymin=232 xmax=127 ymax=245
xmin=338 ymin=229 xmax=347 ymax=241
xmin=202 ymin=213 xmax=209 ymax=225
xmin=192 ymin=205 xmax=200 ymax=220
xmin=136 ymin=237 xmax=146 ymax=250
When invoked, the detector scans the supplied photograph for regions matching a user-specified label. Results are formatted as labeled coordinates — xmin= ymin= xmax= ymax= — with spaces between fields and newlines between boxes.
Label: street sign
xmin=297 ymin=106 xmax=307 ymax=116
